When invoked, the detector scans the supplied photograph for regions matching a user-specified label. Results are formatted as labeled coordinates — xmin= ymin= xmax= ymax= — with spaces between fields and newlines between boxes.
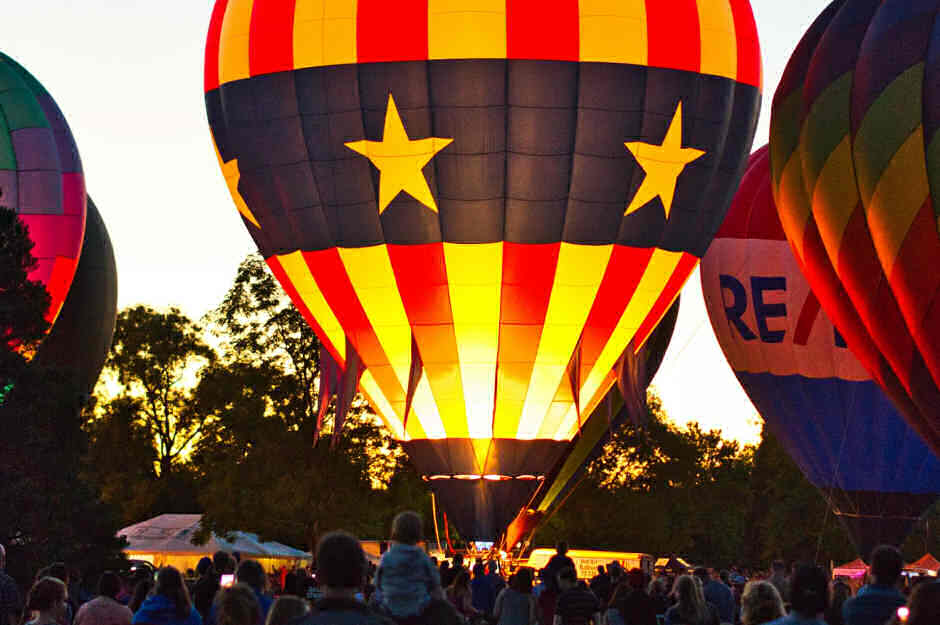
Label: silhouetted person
xmin=842 ymin=546 xmax=905 ymax=625
xmin=766 ymin=564 xmax=828 ymax=625
xmin=0 ymin=545 xmax=21 ymax=625
xmin=74 ymin=572 xmax=133 ymax=625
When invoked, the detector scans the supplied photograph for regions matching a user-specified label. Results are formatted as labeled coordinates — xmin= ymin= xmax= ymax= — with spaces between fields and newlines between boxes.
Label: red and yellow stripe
xmin=205 ymin=0 xmax=761 ymax=92
xmin=267 ymin=241 xmax=695 ymax=445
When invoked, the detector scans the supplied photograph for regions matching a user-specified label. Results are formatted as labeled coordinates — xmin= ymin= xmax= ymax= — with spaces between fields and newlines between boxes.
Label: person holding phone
xmin=885 ymin=581 xmax=940 ymax=625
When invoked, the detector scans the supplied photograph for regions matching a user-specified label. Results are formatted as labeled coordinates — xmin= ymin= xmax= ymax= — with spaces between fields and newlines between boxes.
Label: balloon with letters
xmin=703 ymin=146 xmax=940 ymax=558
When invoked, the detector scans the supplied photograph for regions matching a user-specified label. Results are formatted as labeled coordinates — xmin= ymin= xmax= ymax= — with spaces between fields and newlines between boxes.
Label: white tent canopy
xmin=118 ymin=514 xmax=310 ymax=573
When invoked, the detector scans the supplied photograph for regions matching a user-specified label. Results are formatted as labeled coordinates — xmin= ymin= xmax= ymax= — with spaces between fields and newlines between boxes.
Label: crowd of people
xmin=1 ymin=514 xmax=939 ymax=625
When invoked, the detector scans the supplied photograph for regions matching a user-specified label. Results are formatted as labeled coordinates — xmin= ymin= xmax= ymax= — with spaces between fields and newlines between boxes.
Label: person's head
xmin=556 ymin=541 xmax=568 ymax=556
xmin=904 ymin=580 xmax=940 ymax=625
xmin=829 ymin=580 xmax=851 ymax=607
xmin=719 ymin=570 xmax=730 ymax=585
xmin=557 ymin=567 xmax=577 ymax=591
xmin=440 ymin=560 xmax=450 ymax=571
xmin=673 ymin=575 xmax=708 ymax=624
xmin=648 ymin=577 xmax=667 ymax=597
xmin=47 ymin=562 xmax=69 ymax=585
xmin=430 ymin=557 xmax=438 ymax=567
xmin=197 ymin=557 xmax=214 ymax=577
xmin=236 ymin=560 xmax=266 ymax=593
xmin=472 ymin=563 xmax=485 ymax=578
xmin=597 ymin=566 xmax=605 ymax=576
xmin=155 ymin=566 xmax=193 ymax=619
xmin=214 ymin=551 xmax=234 ymax=575
xmin=771 ymin=560 xmax=786 ymax=575
xmin=693 ymin=568 xmax=709 ymax=584
xmin=487 ymin=561 xmax=499 ymax=575
xmin=97 ymin=571 xmax=122 ymax=600
xmin=265 ymin=596 xmax=309 ymax=625
xmin=740 ymin=581 xmax=785 ymax=625
xmin=453 ymin=553 xmax=464 ymax=568
xmin=789 ymin=564 xmax=828 ymax=617
xmin=316 ymin=531 xmax=366 ymax=592
xmin=390 ymin=511 xmax=422 ymax=545
xmin=870 ymin=545 xmax=904 ymax=587
xmin=27 ymin=577 xmax=68 ymax=618
xmin=512 ymin=568 xmax=533 ymax=594
xmin=627 ymin=569 xmax=645 ymax=591
xmin=216 ymin=583 xmax=261 ymax=625
xmin=129 ymin=578 xmax=153 ymax=613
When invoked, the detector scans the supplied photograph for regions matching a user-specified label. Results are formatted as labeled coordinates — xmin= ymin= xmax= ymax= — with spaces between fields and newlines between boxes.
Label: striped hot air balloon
xmin=0 ymin=52 xmax=86 ymax=328
xmin=704 ymin=146 xmax=940 ymax=558
xmin=771 ymin=0 xmax=940 ymax=455
xmin=205 ymin=0 xmax=762 ymax=539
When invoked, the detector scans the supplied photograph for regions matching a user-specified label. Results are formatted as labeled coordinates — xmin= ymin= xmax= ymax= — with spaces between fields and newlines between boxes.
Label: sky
xmin=0 ymin=1 xmax=834 ymax=445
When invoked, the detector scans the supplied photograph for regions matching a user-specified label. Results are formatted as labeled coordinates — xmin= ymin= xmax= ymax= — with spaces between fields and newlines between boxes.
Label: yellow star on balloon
xmin=345 ymin=94 xmax=453 ymax=214
xmin=623 ymin=102 xmax=705 ymax=218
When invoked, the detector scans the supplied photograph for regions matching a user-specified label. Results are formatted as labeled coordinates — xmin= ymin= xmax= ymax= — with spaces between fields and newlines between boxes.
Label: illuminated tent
xmin=833 ymin=558 xmax=867 ymax=579
xmin=205 ymin=0 xmax=761 ymax=539
xmin=118 ymin=514 xmax=311 ymax=573
xmin=655 ymin=557 xmax=695 ymax=575
xmin=702 ymin=147 xmax=940 ymax=557
xmin=906 ymin=554 xmax=940 ymax=576
xmin=771 ymin=0 xmax=940 ymax=454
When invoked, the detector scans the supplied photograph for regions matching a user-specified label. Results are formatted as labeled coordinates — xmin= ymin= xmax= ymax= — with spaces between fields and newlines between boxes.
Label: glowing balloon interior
xmin=205 ymin=0 xmax=761 ymax=538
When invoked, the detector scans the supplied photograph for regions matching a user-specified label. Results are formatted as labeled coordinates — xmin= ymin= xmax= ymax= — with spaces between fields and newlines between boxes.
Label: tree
xmin=105 ymin=305 xmax=215 ymax=477
xmin=746 ymin=426 xmax=854 ymax=565
xmin=0 ymin=207 xmax=125 ymax=587
xmin=0 ymin=207 xmax=49 ymax=355
xmin=206 ymin=254 xmax=319 ymax=424
xmin=192 ymin=255 xmax=425 ymax=551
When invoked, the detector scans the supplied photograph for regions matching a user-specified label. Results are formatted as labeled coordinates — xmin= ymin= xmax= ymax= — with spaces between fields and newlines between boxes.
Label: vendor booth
xmin=118 ymin=514 xmax=311 ymax=573
xmin=906 ymin=554 xmax=940 ymax=577
xmin=833 ymin=558 xmax=868 ymax=580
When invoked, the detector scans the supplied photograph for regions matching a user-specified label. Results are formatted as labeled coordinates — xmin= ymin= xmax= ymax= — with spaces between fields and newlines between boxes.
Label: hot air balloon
xmin=37 ymin=197 xmax=118 ymax=396
xmin=770 ymin=0 xmax=940 ymax=454
xmin=503 ymin=298 xmax=680 ymax=551
xmin=205 ymin=0 xmax=762 ymax=539
xmin=703 ymin=146 xmax=940 ymax=558
xmin=0 ymin=52 xmax=86 ymax=327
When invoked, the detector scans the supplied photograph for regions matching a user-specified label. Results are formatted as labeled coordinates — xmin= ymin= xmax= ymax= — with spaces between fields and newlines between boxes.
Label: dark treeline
xmin=3 ymin=213 xmax=938 ymax=591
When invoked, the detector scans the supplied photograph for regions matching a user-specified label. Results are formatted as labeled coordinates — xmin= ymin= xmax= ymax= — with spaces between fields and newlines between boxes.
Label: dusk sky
xmin=1 ymin=1 xmax=834 ymax=444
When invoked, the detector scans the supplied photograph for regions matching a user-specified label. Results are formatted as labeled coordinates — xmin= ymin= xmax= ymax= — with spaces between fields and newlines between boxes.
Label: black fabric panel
xmin=37 ymin=198 xmax=118 ymax=396
xmin=697 ymin=80 xmax=762 ymax=254
xmin=430 ymin=60 xmax=506 ymax=243
xmin=401 ymin=438 xmax=568 ymax=476
xmin=832 ymin=491 xmax=939 ymax=558
xmin=430 ymin=479 xmax=542 ymax=540
xmin=207 ymin=60 xmax=759 ymax=255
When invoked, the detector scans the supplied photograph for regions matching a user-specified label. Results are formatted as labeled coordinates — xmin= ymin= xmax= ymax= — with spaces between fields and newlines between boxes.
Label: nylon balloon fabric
xmin=0 ymin=52 xmax=86 ymax=327
xmin=205 ymin=0 xmax=761 ymax=539
xmin=770 ymin=0 xmax=940 ymax=456
xmin=703 ymin=146 xmax=940 ymax=558
xmin=36 ymin=197 xmax=118 ymax=397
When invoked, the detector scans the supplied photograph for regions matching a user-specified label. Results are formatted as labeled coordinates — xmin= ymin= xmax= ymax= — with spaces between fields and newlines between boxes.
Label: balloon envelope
xmin=770 ymin=0 xmax=940 ymax=454
xmin=205 ymin=0 xmax=761 ymax=538
xmin=703 ymin=146 xmax=940 ymax=557
xmin=37 ymin=197 xmax=118 ymax=396
xmin=0 ymin=52 xmax=86 ymax=326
